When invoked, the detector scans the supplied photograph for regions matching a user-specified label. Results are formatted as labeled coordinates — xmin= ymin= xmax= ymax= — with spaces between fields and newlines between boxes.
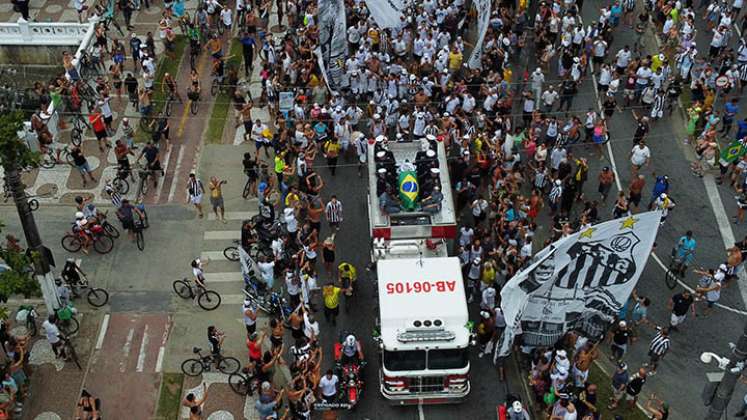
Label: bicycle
xmin=134 ymin=216 xmax=146 ymax=251
xmin=164 ymin=90 xmax=177 ymax=117
xmin=59 ymin=333 xmax=82 ymax=370
xmin=110 ymin=166 xmax=131 ymax=195
xmin=190 ymin=96 xmax=199 ymax=115
xmin=61 ymin=226 xmax=114 ymax=255
xmin=210 ymin=75 xmax=224 ymax=96
xmin=39 ymin=145 xmax=75 ymax=169
xmin=228 ymin=367 xmax=259 ymax=396
xmin=172 ymin=278 xmax=222 ymax=310
xmin=70 ymin=113 xmax=91 ymax=146
xmin=97 ymin=210 xmax=121 ymax=239
xmin=65 ymin=274 xmax=109 ymax=307
xmin=223 ymin=240 xmax=240 ymax=261
xmin=181 ymin=346 xmax=240 ymax=376
xmin=139 ymin=113 xmax=158 ymax=134
xmin=134 ymin=163 xmax=159 ymax=202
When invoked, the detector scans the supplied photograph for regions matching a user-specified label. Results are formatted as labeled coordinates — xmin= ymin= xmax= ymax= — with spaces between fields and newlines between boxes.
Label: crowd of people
xmin=12 ymin=0 xmax=747 ymax=416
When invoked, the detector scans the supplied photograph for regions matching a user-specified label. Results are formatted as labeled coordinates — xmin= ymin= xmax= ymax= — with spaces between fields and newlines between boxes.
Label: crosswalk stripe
xmin=208 ymin=211 xmax=257 ymax=221
xmin=204 ymin=230 xmax=241 ymax=240
xmin=221 ymin=294 xmax=248 ymax=305
xmin=204 ymin=272 xmax=243 ymax=283
xmin=201 ymin=251 xmax=230 ymax=261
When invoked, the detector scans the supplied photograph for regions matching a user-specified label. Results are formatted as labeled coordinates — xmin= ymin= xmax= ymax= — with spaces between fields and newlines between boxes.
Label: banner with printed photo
xmin=495 ymin=212 xmax=661 ymax=358
xmin=365 ymin=0 xmax=406 ymax=29
xmin=467 ymin=0 xmax=492 ymax=69
xmin=318 ymin=0 xmax=347 ymax=90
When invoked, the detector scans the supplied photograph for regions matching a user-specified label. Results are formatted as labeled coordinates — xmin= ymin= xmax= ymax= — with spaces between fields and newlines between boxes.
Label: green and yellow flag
xmin=398 ymin=171 xmax=419 ymax=211
xmin=721 ymin=139 xmax=747 ymax=164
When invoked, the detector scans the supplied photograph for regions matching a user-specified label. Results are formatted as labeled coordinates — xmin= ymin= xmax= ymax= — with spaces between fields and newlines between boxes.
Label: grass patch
xmin=154 ymin=372 xmax=184 ymax=420
xmin=588 ymin=364 xmax=650 ymax=420
xmin=204 ymin=39 xmax=243 ymax=144
xmin=135 ymin=35 xmax=188 ymax=144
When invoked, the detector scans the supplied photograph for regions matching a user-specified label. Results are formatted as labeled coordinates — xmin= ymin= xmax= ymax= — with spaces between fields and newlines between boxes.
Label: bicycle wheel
xmin=136 ymin=229 xmax=144 ymax=251
xmin=211 ymin=78 xmax=220 ymax=96
xmin=64 ymin=340 xmax=82 ymax=370
xmin=71 ymin=128 xmax=82 ymax=146
xmin=165 ymin=99 xmax=173 ymax=117
xmin=87 ymin=288 xmax=109 ymax=307
xmin=223 ymin=246 xmax=239 ymax=262
xmin=172 ymin=279 xmax=193 ymax=299
xmin=228 ymin=372 xmax=250 ymax=395
xmin=113 ymin=177 xmax=129 ymax=195
xmin=198 ymin=290 xmax=222 ymax=311
xmin=140 ymin=176 xmax=150 ymax=196
xmin=218 ymin=22 xmax=225 ymax=35
xmin=93 ymin=235 xmax=114 ymax=254
xmin=26 ymin=317 xmax=37 ymax=337
xmin=190 ymin=100 xmax=199 ymax=115
xmin=242 ymin=179 xmax=252 ymax=198
xmin=140 ymin=117 xmax=155 ymax=133
xmin=64 ymin=150 xmax=75 ymax=167
xmin=103 ymin=221 xmax=120 ymax=239
xmin=218 ymin=356 xmax=241 ymax=374
xmin=665 ymin=269 xmax=678 ymax=290
xmin=39 ymin=153 xmax=56 ymax=169
xmin=181 ymin=358 xmax=204 ymax=376
xmin=190 ymin=53 xmax=197 ymax=71
xmin=60 ymin=317 xmax=80 ymax=336
xmin=28 ymin=199 xmax=39 ymax=211
xmin=61 ymin=235 xmax=82 ymax=253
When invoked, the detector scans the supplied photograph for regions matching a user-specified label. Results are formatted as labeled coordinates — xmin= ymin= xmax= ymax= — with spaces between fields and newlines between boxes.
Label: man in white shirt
xmin=630 ymin=142 xmax=651 ymax=175
xmin=542 ymin=86 xmax=559 ymax=113
xmin=318 ymin=370 xmax=339 ymax=402
xmin=42 ymin=315 xmax=64 ymax=358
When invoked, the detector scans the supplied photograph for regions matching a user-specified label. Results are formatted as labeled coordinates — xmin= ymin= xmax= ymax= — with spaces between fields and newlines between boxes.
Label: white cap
xmin=619 ymin=320 xmax=627 ymax=328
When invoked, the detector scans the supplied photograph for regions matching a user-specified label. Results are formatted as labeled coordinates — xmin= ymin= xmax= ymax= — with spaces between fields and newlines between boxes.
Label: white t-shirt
xmin=630 ymin=145 xmax=651 ymax=165
xmin=258 ymin=261 xmax=275 ymax=284
xmin=242 ymin=302 xmax=256 ymax=326
xmin=319 ymin=375 xmax=339 ymax=396
xmin=42 ymin=319 xmax=60 ymax=344
xmin=303 ymin=312 xmax=319 ymax=339
xmin=221 ymin=8 xmax=232 ymax=26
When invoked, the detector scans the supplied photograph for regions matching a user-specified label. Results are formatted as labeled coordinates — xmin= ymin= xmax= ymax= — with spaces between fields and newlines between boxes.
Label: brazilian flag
xmin=399 ymin=171 xmax=419 ymax=211
xmin=721 ymin=139 xmax=747 ymax=164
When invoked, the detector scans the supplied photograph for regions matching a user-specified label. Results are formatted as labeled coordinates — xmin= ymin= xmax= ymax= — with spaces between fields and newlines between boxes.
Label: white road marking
xmin=167 ymin=145 xmax=185 ymax=203
xmin=221 ymin=294 xmax=250 ymax=305
xmin=204 ymin=272 xmax=243 ymax=283
xmin=120 ymin=328 xmax=135 ymax=373
xmin=155 ymin=346 xmax=165 ymax=373
xmin=136 ymin=324 xmax=150 ymax=372
xmin=418 ymin=402 xmax=425 ymax=420
xmin=201 ymin=251 xmax=229 ymax=261
xmin=154 ymin=145 xmax=172 ymax=201
xmin=204 ymin=230 xmax=241 ymax=240
xmin=95 ymin=313 xmax=110 ymax=350
xmin=208 ymin=211 xmax=257 ymax=221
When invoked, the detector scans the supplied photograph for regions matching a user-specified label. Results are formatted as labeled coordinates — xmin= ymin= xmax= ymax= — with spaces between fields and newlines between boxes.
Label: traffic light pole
xmin=705 ymin=322 xmax=747 ymax=420
xmin=5 ymin=166 xmax=59 ymax=313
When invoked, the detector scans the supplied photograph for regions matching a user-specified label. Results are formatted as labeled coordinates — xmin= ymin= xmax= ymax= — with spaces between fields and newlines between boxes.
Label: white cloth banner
xmin=318 ymin=0 xmax=347 ymax=89
xmin=467 ymin=0 xmax=492 ymax=69
xmin=496 ymin=212 xmax=661 ymax=358
xmin=365 ymin=0 xmax=406 ymax=29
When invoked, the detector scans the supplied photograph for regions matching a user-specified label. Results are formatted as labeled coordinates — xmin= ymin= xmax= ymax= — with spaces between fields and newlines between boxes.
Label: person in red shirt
xmin=246 ymin=331 xmax=264 ymax=366
xmin=89 ymin=111 xmax=109 ymax=152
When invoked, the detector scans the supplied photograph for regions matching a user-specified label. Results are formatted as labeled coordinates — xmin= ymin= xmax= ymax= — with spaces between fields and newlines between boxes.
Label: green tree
xmin=0 ymin=111 xmax=40 ymax=170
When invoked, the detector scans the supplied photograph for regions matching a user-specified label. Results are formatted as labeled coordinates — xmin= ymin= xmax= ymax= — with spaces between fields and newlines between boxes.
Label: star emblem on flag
xmin=619 ymin=216 xmax=638 ymax=230
xmin=580 ymin=228 xmax=595 ymax=239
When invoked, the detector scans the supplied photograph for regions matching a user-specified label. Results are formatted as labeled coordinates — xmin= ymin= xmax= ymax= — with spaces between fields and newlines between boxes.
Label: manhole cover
xmin=34 ymin=412 xmax=62 ymax=420
xmin=207 ymin=411 xmax=234 ymax=420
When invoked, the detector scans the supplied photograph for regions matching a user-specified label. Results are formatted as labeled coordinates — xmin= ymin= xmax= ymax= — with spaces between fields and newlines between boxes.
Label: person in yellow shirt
xmin=208 ymin=176 xmax=227 ymax=223
xmin=367 ymin=27 xmax=380 ymax=48
xmin=322 ymin=280 xmax=342 ymax=326
xmin=338 ymin=262 xmax=356 ymax=312
xmin=323 ymin=138 xmax=342 ymax=176
xmin=448 ymin=47 xmax=463 ymax=72
xmin=274 ymin=151 xmax=286 ymax=186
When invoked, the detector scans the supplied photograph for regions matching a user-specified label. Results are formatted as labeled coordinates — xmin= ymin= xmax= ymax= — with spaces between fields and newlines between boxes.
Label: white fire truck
xmin=367 ymin=137 xmax=470 ymax=404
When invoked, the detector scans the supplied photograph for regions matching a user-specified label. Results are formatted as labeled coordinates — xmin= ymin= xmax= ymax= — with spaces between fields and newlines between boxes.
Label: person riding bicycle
xmin=191 ymin=257 xmax=209 ymax=290
xmin=137 ymin=141 xmax=163 ymax=181
xmin=73 ymin=212 xmax=93 ymax=254
xmin=212 ymin=56 xmax=226 ymax=85
xmin=162 ymin=72 xmax=183 ymax=103
xmin=206 ymin=34 xmax=223 ymax=62
xmin=339 ymin=334 xmax=364 ymax=366
xmin=55 ymin=277 xmax=73 ymax=307
xmin=61 ymin=258 xmax=86 ymax=288
xmin=337 ymin=262 xmax=356 ymax=311
xmin=675 ymin=230 xmax=696 ymax=274
xmin=116 ymin=199 xmax=145 ymax=241
xmin=187 ymin=69 xmax=201 ymax=101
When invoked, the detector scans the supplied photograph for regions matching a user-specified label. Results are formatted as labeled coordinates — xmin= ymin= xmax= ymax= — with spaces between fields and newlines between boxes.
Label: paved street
xmin=6 ymin=0 xmax=747 ymax=419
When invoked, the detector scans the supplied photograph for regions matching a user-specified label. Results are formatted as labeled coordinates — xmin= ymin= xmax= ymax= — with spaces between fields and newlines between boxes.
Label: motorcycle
xmin=333 ymin=332 xmax=365 ymax=410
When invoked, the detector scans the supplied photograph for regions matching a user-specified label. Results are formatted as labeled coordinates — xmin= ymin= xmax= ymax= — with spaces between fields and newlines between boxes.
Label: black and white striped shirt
xmin=649 ymin=331 xmax=671 ymax=356
xmin=325 ymin=200 xmax=344 ymax=223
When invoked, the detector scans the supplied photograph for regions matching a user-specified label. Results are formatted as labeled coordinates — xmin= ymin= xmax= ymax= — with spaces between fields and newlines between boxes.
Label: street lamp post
xmin=704 ymin=322 xmax=747 ymax=420
xmin=5 ymin=166 xmax=59 ymax=313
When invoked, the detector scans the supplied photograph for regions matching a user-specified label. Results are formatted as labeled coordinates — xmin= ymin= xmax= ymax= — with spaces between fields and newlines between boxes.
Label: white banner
xmin=318 ymin=0 xmax=347 ymax=89
xmin=496 ymin=212 xmax=661 ymax=358
xmin=467 ymin=0 xmax=492 ymax=69
xmin=365 ymin=0 xmax=406 ymax=29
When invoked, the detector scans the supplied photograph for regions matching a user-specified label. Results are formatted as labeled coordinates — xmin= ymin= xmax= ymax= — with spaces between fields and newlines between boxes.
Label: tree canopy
xmin=0 ymin=111 xmax=40 ymax=170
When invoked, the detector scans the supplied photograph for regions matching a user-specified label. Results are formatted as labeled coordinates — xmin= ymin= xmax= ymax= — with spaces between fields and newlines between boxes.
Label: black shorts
xmin=94 ymin=129 xmax=107 ymax=140
xmin=104 ymin=115 xmax=113 ymax=125
xmin=593 ymin=55 xmax=604 ymax=64
xmin=121 ymin=218 xmax=135 ymax=231
xmin=629 ymin=192 xmax=642 ymax=206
